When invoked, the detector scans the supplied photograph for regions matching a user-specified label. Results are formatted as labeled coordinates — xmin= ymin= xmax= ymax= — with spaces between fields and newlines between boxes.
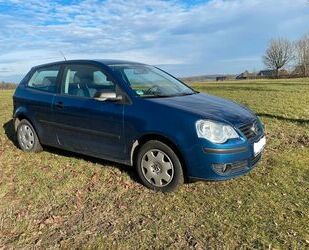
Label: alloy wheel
xmin=18 ymin=124 xmax=35 ymax=150
xmin=141 ymin=149 xmax=174 ymax=187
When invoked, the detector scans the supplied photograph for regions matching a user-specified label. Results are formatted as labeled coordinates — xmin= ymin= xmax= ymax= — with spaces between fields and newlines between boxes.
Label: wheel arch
xmin=14 ymin=113 xmax=29 ymax=131
xmin=131 ymin=133 xmax=188 ymax=177
xmin=13 ymin=109 xmax=37 ymax=133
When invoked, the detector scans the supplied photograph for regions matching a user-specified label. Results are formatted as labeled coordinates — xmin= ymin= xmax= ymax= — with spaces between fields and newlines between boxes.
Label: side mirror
xmin=94 ymin=91 xmax=123 ymax=102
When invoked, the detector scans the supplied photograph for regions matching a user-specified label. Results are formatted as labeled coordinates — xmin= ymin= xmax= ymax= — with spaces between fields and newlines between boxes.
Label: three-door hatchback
xmin=13 ymin=60 xmax=266 ymax=192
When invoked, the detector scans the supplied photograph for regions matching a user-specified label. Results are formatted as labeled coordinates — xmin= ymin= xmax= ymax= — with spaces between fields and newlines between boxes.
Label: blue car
xmin=13 ymin=60 xmax=266 ymax=192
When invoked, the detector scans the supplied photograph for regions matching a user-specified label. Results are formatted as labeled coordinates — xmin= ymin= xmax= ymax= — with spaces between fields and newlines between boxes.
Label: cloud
xmin=0 ymin=67 xmax=12 ymax=73
xmin=0 ymin=0 xmax=308 ymax=81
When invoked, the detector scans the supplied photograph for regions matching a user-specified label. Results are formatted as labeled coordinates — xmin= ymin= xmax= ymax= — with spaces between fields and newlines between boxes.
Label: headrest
xmin=74 ymin=71 xmax=93 ymax=84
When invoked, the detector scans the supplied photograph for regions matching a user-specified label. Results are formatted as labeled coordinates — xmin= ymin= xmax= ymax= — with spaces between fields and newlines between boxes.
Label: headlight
xmin=195 ymin=120 xmax=239 ymax=144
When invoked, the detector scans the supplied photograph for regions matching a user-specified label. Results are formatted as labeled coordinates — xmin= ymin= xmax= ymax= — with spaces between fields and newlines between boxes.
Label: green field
xmin=0 ymin=78 xmax=309 ymax=248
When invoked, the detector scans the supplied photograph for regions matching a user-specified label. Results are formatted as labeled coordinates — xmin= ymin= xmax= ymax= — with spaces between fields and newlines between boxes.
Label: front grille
xmin=238 ymin=121 xmax=260 ymax=141
xmin=212 ymin=154 xmax=262 ymax=175
xmin=227 ymin=161 xmax=248 ymax=173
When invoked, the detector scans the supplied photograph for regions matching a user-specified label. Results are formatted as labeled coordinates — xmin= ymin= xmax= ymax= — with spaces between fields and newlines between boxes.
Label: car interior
xmin=63 ymin=67 xmax=116 ymax=98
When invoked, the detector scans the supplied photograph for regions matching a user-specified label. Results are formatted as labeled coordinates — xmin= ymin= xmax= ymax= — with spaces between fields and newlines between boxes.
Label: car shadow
xmin=45 ymin=146 xmax=140 ymax=183
xmin=256 ymin=113 xmax=309 ymax=124
xmin=2 ymin=119 xmax=140 ymax=183
xmin=3 ymin=119 xmax=19 ymax=147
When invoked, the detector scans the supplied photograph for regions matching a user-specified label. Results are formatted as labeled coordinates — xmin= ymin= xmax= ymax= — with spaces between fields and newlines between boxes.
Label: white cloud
xmin=0 ymin=0 xmax=308 ymax=81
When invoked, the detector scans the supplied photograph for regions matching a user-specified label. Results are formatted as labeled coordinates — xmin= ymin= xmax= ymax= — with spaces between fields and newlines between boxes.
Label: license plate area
xmin=253 ymin=136 xmax=266 ymax=156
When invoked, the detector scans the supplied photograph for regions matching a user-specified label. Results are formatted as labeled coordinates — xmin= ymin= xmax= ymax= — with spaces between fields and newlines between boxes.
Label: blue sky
xmin=0 ymin=0 xmax=308 ymax=82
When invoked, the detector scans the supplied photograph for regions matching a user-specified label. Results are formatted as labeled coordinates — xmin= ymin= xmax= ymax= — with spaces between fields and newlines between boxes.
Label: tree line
xmin=263 ymin=34 xmax=309 ymax=78
xmin=0 ymin=81 xmax=16 ymax=90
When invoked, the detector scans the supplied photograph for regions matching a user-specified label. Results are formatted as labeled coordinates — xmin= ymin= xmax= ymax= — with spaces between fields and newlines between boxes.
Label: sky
xmin=0 ymin=0 xmax=308 ymax=82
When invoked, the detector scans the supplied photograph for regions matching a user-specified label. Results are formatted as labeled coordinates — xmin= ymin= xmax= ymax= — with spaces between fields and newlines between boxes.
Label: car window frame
xmin=25 ymin=64 xmax=62 ymax=94
xmin=57 ymin=62 xmax=131 ymax=104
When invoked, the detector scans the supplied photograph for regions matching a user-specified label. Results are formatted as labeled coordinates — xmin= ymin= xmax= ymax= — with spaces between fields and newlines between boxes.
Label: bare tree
xmin=295 ymin=34 xmax=309 ymax=77
xmin=263 ymin=38 xmax=293 ymax=78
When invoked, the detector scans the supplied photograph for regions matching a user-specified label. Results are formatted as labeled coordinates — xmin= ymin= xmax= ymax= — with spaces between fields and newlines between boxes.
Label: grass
xmin=0 ymin=78 xmax=309 ymax=248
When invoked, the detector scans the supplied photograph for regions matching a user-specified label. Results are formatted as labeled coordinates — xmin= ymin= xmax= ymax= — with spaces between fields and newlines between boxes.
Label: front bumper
xmin=184 ymin=135 xmax=266 ymax=181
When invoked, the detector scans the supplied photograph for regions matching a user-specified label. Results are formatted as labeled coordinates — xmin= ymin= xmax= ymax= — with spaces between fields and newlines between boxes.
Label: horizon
xmin=1 ymin=0 xmax=309 ymax=83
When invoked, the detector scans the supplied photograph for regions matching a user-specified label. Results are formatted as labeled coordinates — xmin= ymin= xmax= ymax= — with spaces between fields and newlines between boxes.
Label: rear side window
xmin=27 ymin=66 xmax=60 ymax=93
xmin=61 ymin=64 xmax=115 ymax=98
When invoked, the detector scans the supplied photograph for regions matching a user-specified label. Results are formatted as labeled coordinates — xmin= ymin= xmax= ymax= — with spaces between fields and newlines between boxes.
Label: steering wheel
xmin=144 ymin=85 xmax=161 ymax=95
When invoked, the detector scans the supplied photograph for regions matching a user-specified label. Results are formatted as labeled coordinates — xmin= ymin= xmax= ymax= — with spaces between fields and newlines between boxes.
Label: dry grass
xmin=0 ymin=78 xmax=309 ymax=249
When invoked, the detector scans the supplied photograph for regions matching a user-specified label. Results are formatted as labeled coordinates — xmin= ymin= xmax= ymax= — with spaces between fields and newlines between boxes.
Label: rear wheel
xmin=16 ymin=119 xmax=43 ymax=153
xmin=136 ymin=140 xmax=184 ymax=192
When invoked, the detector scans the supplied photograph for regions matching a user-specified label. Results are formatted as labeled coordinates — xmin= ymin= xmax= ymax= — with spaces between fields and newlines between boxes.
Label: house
xmin=257 ymin=70 xmax=275 ymax=77
xmin=216 ymin=76 xmax=227 ymax=81
xmin=236 ymin=71 xmax=257 ymax=80
xmin=257 ymin=69 xmax=289 ymax=78
xmin=291 ymin=65 xmax=306 ymax=77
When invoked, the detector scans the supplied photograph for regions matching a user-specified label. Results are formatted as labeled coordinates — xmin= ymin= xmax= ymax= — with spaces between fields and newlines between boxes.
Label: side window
xmin=93 ymin=71 xmax=114 ymax=86
xmin=62 ymin=65 xmax=115 ymax=98
xmin=27 ymin=66 xmax=60 ymax=93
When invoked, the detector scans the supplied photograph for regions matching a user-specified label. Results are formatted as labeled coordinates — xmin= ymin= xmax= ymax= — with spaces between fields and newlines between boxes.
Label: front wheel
xmin=136 ymin=140 xmax=184 ymax=192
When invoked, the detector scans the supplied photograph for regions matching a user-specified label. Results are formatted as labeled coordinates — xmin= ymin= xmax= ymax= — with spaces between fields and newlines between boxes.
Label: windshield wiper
xmin=141 ymin=91 xmax=198 ymax=98
xmin=142 ymin=94 xmax=175 ymax=98
xmin=177 ymin=92 xmax=197 ymax=96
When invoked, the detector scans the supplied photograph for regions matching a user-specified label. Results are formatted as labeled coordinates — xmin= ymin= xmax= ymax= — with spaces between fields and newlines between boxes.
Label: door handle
xmin=55 ymin=101 xmax=64 ymax=109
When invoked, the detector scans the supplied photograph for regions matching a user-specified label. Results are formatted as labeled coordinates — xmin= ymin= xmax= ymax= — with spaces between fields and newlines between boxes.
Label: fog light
xmin=222 ymin=164 xmax=229 ymax=173
xmin=212 ymin=163 xmax=228 ymax=174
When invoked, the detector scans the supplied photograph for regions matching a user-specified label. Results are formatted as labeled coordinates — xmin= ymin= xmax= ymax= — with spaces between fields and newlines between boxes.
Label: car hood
xmin=147 ymin=93 xmax=256 ymax=126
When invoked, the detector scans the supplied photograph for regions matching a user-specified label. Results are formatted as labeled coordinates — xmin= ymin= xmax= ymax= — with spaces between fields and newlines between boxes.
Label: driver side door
xmin=52 ymin=63 xmax=126 ymax=160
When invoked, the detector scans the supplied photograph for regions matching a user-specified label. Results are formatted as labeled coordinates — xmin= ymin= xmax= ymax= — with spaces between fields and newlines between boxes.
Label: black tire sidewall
xmin=136 ymin=140 xmax=184 ymax=192
xmin=17 ymin=119 xmax=42 ymax=153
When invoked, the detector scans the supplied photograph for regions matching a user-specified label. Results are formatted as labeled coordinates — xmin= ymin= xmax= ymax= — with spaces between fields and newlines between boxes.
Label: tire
xmin=16 ymin=119 xmax=43 ymax=153
xmin=136 ymin=140 xmax=184 ymax=192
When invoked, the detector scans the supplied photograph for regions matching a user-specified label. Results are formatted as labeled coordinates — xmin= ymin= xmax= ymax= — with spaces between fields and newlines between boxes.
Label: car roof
xmin=32 ymin=59 xmax=146 ymax=69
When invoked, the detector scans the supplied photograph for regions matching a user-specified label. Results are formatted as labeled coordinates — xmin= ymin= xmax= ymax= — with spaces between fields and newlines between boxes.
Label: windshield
xmin=110 ymin=64 xmax=196 ymax=98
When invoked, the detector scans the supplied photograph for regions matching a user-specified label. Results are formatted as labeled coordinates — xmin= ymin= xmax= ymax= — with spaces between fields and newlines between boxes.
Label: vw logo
xmin=251 ymin=123 xmax=258 ymax=134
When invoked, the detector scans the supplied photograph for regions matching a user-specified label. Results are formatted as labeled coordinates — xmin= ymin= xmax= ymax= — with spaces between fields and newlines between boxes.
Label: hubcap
xmin=141 ymin=149 xmax=174 ymax=187
xmin=18 ymin=124 xmax=35 ymax=150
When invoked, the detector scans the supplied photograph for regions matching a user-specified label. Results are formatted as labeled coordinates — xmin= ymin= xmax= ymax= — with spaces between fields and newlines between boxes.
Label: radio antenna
xmin=59 ymin=51 xmax=67 ymax=61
